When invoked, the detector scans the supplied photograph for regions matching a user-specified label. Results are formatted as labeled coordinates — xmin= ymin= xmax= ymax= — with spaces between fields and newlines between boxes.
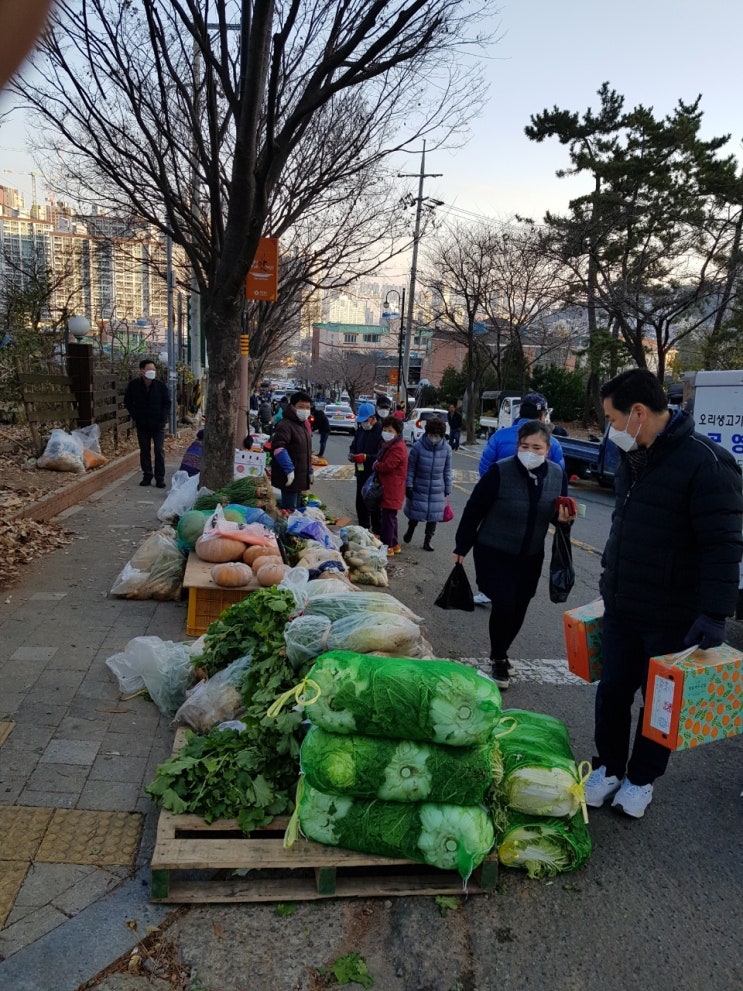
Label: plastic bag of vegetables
xmin=295 ymin=781 xmax=495 ymax=880
xmin=284 ymin=614 xmax=424 ymax=666
xmin=496 ymin=709 xmax=588 ymax=819
xmin=301 ymin=650 xmax=502 ymax=745
xmin=304 ymin=591 xmax=423 ymax=625
xmin=340 ymin=525 xmax=383 ymax=549
xmin=300 ymin=725 xmax=500 ymax=805
xmin=343 ymin=544 xmax=389 ymax=586
xmin=497 ymin=810 xmax=592 ymax=879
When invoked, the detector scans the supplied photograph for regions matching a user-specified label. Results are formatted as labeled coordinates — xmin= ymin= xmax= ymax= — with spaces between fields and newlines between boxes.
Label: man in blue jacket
xmin=474 ymin=392 xmax=565 ymax=604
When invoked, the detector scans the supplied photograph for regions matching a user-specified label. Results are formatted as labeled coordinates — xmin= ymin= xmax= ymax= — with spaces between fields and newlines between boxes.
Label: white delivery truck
xmin=691 ymin=369 xmax=743 ymax=615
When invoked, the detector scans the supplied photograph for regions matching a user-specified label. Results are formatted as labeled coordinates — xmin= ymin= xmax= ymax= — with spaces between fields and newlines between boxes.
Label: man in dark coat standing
xmin=447 ymin=404 xmax=463 ymax=450
xmin=270 ymin=391 xmax=313 ymax=510
xmin=585 ymin=368 xmax=743 ymax=820
xmin=124 ymin=359 xmax=171 ymax=487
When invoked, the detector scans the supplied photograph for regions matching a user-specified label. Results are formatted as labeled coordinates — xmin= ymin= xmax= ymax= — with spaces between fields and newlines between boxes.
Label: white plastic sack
xmin=157 ymin=470 xmax=208 ymax=523
xmin=105 ymin=635 xmax=198 ymax=716
xmin=71 ymin=423 xmax=102 ymax=454
xmin=37 ymin=429 xmax=85 ymax=472
xmin=109 ymin=527 xmax=186 ymax=600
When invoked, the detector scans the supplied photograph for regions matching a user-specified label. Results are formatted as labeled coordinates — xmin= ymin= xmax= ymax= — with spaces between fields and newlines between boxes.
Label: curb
xmin=14 ymin=450 xmax=141 ymax=522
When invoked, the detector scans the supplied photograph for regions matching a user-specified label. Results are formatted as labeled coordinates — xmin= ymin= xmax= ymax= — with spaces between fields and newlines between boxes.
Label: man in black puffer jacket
xmin=585 ymin=369 xmax=743 ymax=820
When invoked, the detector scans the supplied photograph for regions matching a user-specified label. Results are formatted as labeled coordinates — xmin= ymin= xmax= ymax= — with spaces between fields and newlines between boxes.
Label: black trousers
xmin=474 ymin=548 xmax=543 ymax=662
xmin=355 ymin=477 xmax=381 ymax=533
xmin=136 ymin=425 xmax=165 ymax=482
xmin=594 ymin=613 xmax=688 ymax=786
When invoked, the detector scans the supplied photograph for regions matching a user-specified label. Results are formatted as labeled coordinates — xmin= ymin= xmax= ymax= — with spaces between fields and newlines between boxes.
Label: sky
xmin=1 ymin=0 xmax=741 ymax=246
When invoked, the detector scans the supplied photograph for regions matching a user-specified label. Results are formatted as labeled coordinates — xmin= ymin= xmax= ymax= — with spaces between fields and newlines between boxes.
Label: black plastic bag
xmin=434 ymin=563 xmax=475 ymax=612
xmin=549 ymin=522 xmax=575 ymax=603
xmin=361 ymin=471 xmax=384 ymax=511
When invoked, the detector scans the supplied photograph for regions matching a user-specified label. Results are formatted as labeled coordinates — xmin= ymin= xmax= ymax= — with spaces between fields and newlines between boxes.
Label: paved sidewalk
xmin=0 ymin=456 xmax=190 ymax=989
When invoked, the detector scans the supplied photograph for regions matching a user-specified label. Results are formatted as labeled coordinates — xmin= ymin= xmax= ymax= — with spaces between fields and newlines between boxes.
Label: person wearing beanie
xmin=348 ymin=402 xmax=383 ymax=533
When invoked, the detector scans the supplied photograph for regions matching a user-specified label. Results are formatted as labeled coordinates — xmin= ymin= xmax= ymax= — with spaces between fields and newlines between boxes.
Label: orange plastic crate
xmin=186 ymin=585 xmax=253 ymax=636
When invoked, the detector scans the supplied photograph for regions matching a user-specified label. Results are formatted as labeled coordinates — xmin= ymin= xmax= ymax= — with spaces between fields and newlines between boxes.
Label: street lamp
xmin=67 ymin=315 xmax=92 ymax=342
xmin=383 ymin=289 xmax=406 ymax=403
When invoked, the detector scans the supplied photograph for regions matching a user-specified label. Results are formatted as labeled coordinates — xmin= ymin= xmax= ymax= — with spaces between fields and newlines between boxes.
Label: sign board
xmin=245 ymin=237 xmax=279 ymax=301
xmin=234 ymin=449 xmax=267 ymax=479
xmin=693 ymin=370 xmax=743 ymax=470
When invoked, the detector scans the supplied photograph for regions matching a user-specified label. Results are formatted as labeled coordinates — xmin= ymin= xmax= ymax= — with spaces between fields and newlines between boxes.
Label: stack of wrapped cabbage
xmin=290 ymin=650 xmax=502 ymax=880
xmin=493 ymin=709 xmax=592 ymax=879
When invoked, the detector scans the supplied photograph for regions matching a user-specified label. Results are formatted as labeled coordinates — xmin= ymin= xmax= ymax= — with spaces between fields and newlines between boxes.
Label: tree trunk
xmin=201 ymin=299 xmax=243 ymax=490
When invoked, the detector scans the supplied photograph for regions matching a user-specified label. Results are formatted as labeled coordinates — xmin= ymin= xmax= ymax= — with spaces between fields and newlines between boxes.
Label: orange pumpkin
xmin=256 ymin=561 xmax=287 ymax=587
xmin=211 ymin=562 xmax=253 ymax=587
xmin=195 ymin=535 xmax=245 ymax=563
xmin=242 ymin=543 xmax=281 ymax=566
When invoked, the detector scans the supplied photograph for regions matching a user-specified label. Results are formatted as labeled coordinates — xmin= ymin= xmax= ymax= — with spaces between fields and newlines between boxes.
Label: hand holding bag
xmin=442 ymin=503 xmax=454 ymax=522
xmin=435 ymin=562 xmax=475 ymax=611
xmin=549 ymin=522 xmax=575 ymax=603
xmin=361 ymin=470 xmax=384 ymax=511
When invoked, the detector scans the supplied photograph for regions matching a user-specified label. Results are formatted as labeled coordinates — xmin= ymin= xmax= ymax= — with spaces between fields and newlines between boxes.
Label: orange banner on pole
xmin=245 ymin=237 xmax=279 ymax=301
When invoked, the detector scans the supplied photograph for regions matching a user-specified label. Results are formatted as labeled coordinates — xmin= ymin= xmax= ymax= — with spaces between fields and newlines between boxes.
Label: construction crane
xmin=1 ymin=169 xmax=40 ymax=206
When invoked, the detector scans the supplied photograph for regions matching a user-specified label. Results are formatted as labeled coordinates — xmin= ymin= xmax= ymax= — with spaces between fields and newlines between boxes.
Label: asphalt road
xmin=163 ymin=432 xmax=743 ymax=991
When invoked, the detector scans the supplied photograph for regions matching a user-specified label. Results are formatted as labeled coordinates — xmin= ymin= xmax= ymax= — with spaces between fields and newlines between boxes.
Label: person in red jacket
xmin=373 ymin=415 xmax=408 ymax=556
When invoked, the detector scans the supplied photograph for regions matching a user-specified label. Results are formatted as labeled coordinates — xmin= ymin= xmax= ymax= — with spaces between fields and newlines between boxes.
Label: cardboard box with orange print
xmin=642 ymin=644 xmax=743 ymax=751
xmin=563 ymin=599 xmax=605 ymax=683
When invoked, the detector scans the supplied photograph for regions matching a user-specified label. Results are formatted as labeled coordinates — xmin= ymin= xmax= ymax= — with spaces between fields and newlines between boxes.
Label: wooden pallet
xmin=150 ymin=733 xmax=498 ymax=903
xmin=150 ymin=811 xmax=498 ymax=903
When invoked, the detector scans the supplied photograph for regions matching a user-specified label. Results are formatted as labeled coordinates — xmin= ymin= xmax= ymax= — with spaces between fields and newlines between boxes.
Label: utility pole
xmin=399 ymin=142 xmax=442 ymax=403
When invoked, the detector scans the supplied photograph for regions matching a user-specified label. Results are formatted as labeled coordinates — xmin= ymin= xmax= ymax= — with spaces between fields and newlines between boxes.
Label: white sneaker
xmin=611 ymin=779 xmax=653 ymax=818
xmin=584 ymin=765 xmax=622 ymax=808
xmin=473 ymin=592 xmax=491 ymax=606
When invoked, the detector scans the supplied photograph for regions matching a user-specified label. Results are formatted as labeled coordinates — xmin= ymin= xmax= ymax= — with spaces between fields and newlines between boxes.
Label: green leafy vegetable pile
xmin=147 ymin=586 xmax=309 ymax=833
xmin=193 ymin=476 xmax=275 ymax=511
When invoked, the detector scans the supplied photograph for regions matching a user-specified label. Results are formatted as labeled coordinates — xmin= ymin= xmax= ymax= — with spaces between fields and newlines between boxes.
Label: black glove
xmin=683 ymin=614 xmax=726 ymax=650
xmin=406 ymin=487 xmax=413 ymax=499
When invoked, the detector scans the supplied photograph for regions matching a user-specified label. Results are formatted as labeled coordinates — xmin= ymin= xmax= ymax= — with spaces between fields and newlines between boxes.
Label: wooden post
xmin=66 ymin=343 xmax=95 ymax=426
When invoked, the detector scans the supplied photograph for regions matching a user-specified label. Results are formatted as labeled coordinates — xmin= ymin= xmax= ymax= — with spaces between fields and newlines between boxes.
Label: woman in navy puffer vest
xmin=403 ymin=418 xmax=452 ymax=550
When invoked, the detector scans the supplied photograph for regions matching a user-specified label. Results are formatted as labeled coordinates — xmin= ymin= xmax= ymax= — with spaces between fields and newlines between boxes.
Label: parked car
xmin=324 ymin=403 xmax=357 ymax=434
xmin=402 ymin=407 xmax=451 ymax=445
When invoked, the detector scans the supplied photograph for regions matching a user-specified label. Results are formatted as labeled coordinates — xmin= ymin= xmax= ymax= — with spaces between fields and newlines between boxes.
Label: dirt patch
xmin=0 ymin=427 xmax=194 ymax=589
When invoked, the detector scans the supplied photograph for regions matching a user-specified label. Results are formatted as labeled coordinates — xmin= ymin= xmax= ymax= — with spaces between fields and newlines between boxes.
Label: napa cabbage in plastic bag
xmin=295 ymin=782 xmax=495 ymax=880
xmin=302 ymin=650 xmax=501 ymax=746
xmin=496 ymin=709 xmax=587 ymax=819
xmin=304 ymin=591 xmax=422 ymax=625
xmin=497 ymin=809 xmax=592 ymax=879
xmin=300 ymin=725 xmax=500 ymax=805
xmin=284 ymin=614 xmax=423 ymax=667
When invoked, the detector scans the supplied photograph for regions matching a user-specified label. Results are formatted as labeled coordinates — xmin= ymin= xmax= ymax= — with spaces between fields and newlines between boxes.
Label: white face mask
xmin=608 ymin=411 xmax=641 ymax=453
xmin=295 ymin=408 xmax=311 ymax=421
xmin=144 ymin=369 xmax=156 ymax=380
xmin=518 ymin=451 xmax=545 ymax=471
xmin=429 ymin=436 xmax=443 ymax=445
xmin=376 ymin=408 xmax=389 ymax=419
xmin=381 ymin=431 xmax=395 ymax=442
xmin=360 ymin=420 xmax=373 ymax=431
